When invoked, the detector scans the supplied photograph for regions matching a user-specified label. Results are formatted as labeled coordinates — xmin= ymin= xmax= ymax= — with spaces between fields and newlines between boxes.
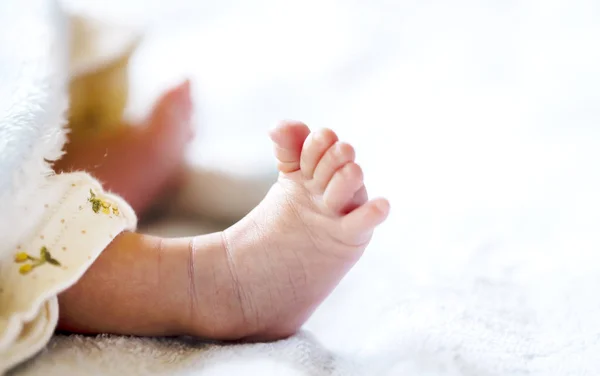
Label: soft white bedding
xmin=14 ymin=0 xmax=600 ymax=374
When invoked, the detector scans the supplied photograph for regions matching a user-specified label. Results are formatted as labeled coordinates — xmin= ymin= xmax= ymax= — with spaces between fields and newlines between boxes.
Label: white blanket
xmin=13 ymin=0 xmax=600 ymax=374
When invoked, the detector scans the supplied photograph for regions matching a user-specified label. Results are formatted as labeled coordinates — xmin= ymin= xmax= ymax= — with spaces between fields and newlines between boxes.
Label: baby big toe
xmin=340 ymin=198 xmax=390 ymax=244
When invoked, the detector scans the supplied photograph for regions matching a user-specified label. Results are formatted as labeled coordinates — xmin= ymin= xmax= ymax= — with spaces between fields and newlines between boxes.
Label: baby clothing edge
xmin=0 ymin=172 xmax=137 ymax=374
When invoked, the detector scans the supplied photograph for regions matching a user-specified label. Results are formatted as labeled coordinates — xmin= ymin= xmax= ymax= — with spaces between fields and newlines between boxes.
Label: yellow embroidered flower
xmin=14 ymin=252 xmax=30 ymax=262
xmin=15 ymin=247 xmax=61 ymax=275
xmin=88 ymin=189 xmax=119 ymax=216
xmin=19 ymin=264 xmax=33 ymax=274
xmin=40 ymin=246 xmax=61 ymax=266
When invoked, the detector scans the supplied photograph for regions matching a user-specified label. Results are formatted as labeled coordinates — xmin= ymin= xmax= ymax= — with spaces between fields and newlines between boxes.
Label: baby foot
xmin=55 ymin=80 xmax=194 ymax=216
xmin=190 ymin=121 xmax=389 ymax=340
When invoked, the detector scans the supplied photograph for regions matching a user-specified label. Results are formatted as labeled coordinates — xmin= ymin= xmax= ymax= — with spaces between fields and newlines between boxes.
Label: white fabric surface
xmin=14 ymin=0 xmax=600 ymax=374
xmin=0 ymin=0 xmax=69 ymax=264
xmin=0 ymin=2 xmax=138 ymax=373
xmin=1 ymin=173 xmax=137 ymax=374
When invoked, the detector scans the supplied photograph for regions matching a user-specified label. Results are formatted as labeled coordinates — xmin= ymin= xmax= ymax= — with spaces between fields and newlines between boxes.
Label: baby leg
xmin=58 ymin=121 xmax=389 ymax=340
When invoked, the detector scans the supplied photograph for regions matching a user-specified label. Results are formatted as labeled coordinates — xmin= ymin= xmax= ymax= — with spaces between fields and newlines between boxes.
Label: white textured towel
xmin=9 ymin=0 xmax=600 ymax=374
xmin=14 ymin=332 xmax=363 ymax=375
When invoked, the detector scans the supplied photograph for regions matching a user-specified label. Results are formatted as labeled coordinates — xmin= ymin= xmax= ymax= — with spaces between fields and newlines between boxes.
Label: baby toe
xmin=269 ymin=120 xmax=311 ymax=173
xmin=312 ymin=142 xmax=355 ymax=193
xmin=339 ymin=198 xmax=390 ymax=245
xmin=323 ymin=162 xmax=366 ymax=214
xmin=299 ymin=128 xmax=338 ymax=179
